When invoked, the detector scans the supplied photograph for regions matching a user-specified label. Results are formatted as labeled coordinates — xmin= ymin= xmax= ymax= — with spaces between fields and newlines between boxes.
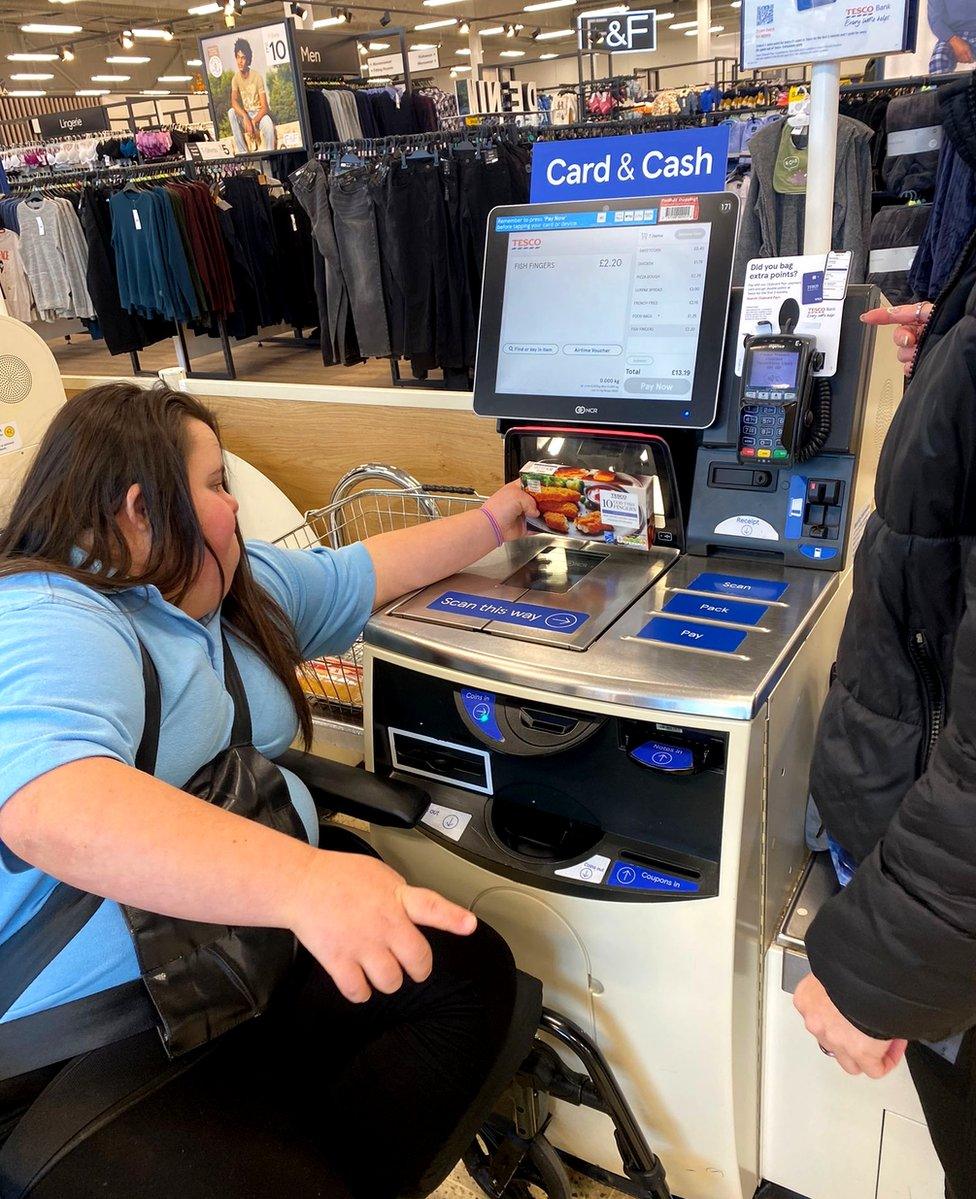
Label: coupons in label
xmin=0 ymin=422 xmax=23 ymax=457
xmin=659 ymin=195 xmax=700 ymax=222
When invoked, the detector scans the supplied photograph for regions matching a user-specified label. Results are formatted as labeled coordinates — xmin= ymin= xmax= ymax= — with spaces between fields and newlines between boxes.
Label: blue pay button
xmin=608 ymin=861 xmax=699 ymax=893
xmin=637 ymin=616 xmax=747 ymax=654
xmin=662 ymin=592 xmax=768 ymax=626
xmin=687 ymin=572 xmax=788 ymax=603
xmin=428 ymin=591 xmax=590 ymax=634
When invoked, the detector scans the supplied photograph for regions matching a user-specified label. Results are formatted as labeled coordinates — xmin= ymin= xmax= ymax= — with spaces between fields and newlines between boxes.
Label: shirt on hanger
xmin=0 ymin=228 xmax=34 ymax=322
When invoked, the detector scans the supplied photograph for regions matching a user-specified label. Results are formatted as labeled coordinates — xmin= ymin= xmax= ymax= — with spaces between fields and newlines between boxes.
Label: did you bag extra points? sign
xmin=529 ymin=125 xmax=731 ymax=203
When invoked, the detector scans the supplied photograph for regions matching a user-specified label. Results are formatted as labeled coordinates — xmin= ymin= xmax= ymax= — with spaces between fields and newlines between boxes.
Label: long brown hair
xmin=0 ymin=382 xmax=312 ymax=748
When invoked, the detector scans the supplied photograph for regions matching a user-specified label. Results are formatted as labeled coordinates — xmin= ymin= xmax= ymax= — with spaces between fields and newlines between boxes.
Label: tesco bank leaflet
xmin=494 ymin=209 xmax=710 ymax=402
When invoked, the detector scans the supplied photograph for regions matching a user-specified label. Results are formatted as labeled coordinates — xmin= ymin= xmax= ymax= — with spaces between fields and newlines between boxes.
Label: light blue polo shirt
xmin=0 ymin=540 xmax=375 ymax=1024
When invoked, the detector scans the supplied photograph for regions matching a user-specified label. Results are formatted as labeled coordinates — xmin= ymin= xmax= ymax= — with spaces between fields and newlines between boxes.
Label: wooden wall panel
xmin=202 ymin=395 xmax=505 ymax=513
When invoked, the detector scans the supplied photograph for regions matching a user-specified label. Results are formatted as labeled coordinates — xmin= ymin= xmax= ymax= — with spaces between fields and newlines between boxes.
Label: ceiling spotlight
xmin=514 ymin=22 xmax=524 ymax=31
xmin=120 ymin=29 xmax=135 ymax=47
xmin=59 ymin=45 xmax=75 ymax=61
xmin=379 ymin=8 xmax=391 ymax=24
xmin=459 ymin=18 xmax=469 ymax=33
xmin=358 ymin=41 xmax=367 ymax=53
xmin=288 ymin=1 xmax=306 ymax=15
xmin=531 ymin=26 xmax=540 ymax=38
xmin=505 ymin=22 xmax=515 ymax=35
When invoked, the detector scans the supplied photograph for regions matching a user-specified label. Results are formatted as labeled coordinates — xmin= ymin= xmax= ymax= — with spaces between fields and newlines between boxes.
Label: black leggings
xmin=0 ymin=836 xmax=519 ymax=1199
xmin=907 ymin=1032 xmax=976 ymax=1199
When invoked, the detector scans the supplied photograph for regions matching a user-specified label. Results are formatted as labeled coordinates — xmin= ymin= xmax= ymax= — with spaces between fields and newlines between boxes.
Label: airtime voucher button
xmin=564 ymin=344 xmax=623 ymax=356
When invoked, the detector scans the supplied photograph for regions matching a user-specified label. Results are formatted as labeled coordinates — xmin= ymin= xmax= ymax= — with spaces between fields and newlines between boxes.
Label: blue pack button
xmin=687 ymin=572 xmax=789 ymax=603
xmin=608 ymin=861 xmax=700 ymax=893
xmin=636 ymin=617 xmax=747 ymax=655
xmin=799 ymin=544 xmax=839 ymax=561
xmin=663 ymin=592 xmax=768 ymax=626
xmin=630 ymin=740 xmax=694 ymax=772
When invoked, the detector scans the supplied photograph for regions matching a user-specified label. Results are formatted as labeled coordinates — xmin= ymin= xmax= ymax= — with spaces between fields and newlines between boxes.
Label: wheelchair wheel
xmin=463 ymin=1121 xmax=572 ymax=1199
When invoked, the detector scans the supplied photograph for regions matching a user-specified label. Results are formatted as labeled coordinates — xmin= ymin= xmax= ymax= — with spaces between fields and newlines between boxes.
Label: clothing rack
xmin=839 ymin=70 xmax=961 ymax=96
xmin=314 ymin=105 xmax=784 ymax=161
xmin=5 ymin=154 xmax=272 ymax=380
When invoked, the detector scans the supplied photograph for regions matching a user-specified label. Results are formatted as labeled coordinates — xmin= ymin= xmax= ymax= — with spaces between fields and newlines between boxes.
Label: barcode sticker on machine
xmin=659 ymin=196 xmax=700 ymax=222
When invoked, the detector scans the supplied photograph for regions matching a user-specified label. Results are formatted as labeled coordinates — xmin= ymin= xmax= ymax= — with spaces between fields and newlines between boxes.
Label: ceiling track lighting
xmin=59 ymin=45 xmax=75 ymax=61
xmin=288 ymin=1 xmax=306 ymax=16
xmin=379 ymin=9 xmax=391 ymax=24
xmin=459 ymin=19 xmax=469 ymax=33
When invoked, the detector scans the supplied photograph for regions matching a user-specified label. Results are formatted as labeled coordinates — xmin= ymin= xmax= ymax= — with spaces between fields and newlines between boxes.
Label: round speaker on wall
xmin=0 ymin=356 xmax=32 ymax=405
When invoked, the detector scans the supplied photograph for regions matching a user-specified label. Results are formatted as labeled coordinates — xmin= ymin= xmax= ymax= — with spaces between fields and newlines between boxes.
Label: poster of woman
xmin=202 ymin=21 xmax=305 ymax=155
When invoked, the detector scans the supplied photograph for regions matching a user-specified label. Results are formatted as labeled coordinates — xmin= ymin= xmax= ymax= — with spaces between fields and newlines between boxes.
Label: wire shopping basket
xmin=274 ymin=484 xmax=486 ymax=722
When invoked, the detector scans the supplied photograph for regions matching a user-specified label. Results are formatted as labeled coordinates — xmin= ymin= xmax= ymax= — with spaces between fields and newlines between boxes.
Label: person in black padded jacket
xmin=793 ymin=243 xmax=976 ymax=1197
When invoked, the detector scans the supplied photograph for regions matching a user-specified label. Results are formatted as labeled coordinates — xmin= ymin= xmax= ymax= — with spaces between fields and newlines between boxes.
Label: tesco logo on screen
xmin=512 ymin=237 xmax=543 ymax=250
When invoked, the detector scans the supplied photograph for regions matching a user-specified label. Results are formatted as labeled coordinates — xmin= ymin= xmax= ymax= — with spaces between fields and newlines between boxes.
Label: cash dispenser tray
xmin=392 ymin=428 xmax=684 ymax=651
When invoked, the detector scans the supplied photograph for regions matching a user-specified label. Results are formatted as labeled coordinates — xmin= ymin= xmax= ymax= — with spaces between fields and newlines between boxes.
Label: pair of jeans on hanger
xmin=291 ymin=159 xmax=389 ymax=364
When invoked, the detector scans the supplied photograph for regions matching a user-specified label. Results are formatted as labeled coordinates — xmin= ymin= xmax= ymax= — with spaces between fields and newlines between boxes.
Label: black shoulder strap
xmin=0 ymin=641 xmax=162 ymax=1022
xmin=221 ymin=632 xmax=253 ymax=748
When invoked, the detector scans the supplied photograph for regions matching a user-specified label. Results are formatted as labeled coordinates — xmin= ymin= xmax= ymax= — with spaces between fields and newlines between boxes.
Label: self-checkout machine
xmin=356 ymin=165 xmax=916 ymax=1195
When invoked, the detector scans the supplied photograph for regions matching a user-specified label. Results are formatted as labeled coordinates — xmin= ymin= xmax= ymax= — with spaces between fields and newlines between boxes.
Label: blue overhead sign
xmin=530 ymin=126 xmax=730 ymax=203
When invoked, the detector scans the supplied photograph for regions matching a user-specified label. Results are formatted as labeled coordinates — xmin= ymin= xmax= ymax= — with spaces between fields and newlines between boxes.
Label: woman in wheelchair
xmin=0 ymin=382 xmax=539 ymax=1199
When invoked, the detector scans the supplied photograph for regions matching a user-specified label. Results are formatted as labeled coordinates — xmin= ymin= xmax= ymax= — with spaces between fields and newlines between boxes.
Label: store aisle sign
xmin=366 ymin=46 xmax=439 ymax=79
xmin=740 ymin=0 xmax=917 ymax=69
xmin=530 ymin=126 xmax=730 ymax=202
xmin=35 ymin=106 xmax=109 ymax=139
xmin=578 ymin=9 xmax=657 ymax=53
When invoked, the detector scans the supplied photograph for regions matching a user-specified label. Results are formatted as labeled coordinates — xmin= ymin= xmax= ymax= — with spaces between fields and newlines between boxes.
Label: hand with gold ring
xmin=794 ymin=973 xmax=908 ymax=1079
xmin=860 ymin=301 xmax=934 ymax=376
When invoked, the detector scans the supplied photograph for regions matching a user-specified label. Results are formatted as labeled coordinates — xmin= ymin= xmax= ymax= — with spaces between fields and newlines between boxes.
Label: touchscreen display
xmin=747 ymin=349 xmax=799 ymax=389
xmin=494 ymin=210 xmax=711 ymax=402
xmin=506 ymin=546 xmax=608 ymax=594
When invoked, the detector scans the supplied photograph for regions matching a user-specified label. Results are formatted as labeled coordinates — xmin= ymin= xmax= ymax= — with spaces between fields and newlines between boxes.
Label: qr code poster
xmin=740 ymin=0 xmax=916 ymax=69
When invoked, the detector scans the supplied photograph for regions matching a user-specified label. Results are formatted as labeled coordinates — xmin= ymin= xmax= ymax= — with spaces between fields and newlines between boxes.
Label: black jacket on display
xmin=806 ymin=230 xmax=976 ymax=1044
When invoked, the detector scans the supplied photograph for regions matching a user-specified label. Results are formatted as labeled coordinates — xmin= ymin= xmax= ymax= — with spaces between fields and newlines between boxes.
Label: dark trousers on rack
xmin=291 ymin=159 xmax=359 ymax=366
xmin=328 ymin=168 xmax=392 ymax=360
xmin=375 ymin=160 xmax=465 ymax=373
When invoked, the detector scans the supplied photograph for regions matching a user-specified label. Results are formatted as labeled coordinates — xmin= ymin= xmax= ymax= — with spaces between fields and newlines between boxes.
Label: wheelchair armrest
xmin=275 ymin=748 xmax=429 ymax=829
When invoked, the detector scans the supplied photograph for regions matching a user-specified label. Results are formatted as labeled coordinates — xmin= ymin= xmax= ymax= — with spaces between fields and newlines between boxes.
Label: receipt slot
xmin=362 ymin=196 xmax=913 ymax=1199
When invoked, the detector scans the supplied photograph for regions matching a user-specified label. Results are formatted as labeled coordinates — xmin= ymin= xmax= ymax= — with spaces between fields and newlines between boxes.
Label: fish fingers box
xmin=518 ymin=461 xmax=654 ymax=551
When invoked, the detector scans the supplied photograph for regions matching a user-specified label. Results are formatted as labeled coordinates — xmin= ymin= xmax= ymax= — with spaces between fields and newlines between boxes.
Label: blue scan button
xmin=687 ymin=571 xmax=788 ymax=603
xmin=630 ymin=740 xmax=694 ymax=773
xmin=459 ymin=688 xmax=504 ymax=743
xmin=799 ymin=544 xmax=839 ymax=561
xmin=608 ymin=861 xmax=700 ymax=894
